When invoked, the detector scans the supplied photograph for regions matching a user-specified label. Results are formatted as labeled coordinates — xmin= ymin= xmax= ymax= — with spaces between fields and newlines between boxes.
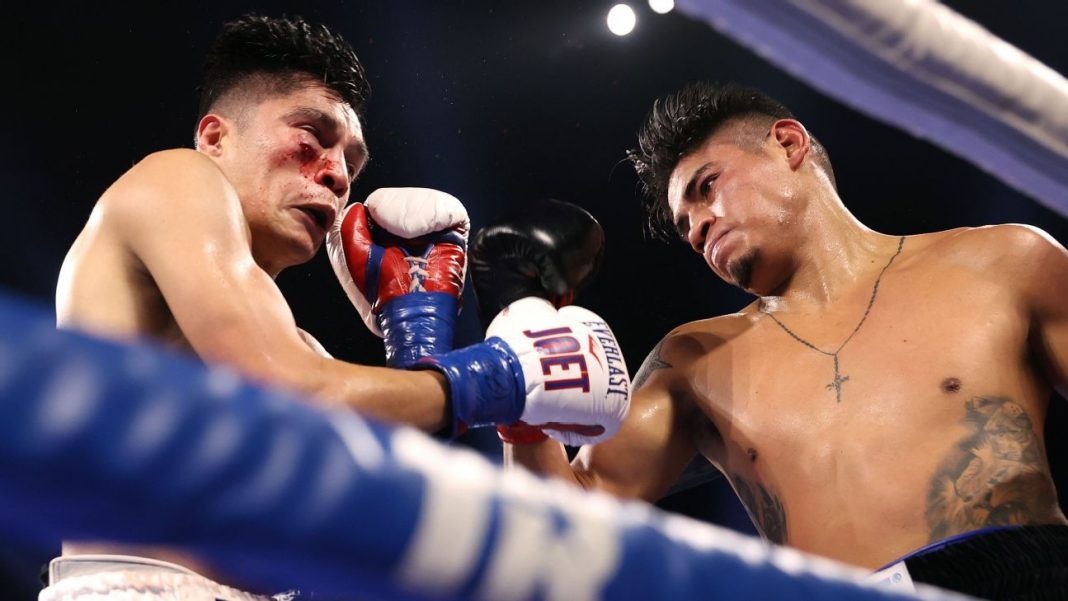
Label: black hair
xmin=196 ymin=14 xmax=370 ymax=126
xmin=627 ymin=81 xmax=834 ymax=241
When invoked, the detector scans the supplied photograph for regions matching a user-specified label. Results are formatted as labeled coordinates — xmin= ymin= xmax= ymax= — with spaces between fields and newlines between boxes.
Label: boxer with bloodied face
xmin=51 ymin=14 xmax=628 ymax=599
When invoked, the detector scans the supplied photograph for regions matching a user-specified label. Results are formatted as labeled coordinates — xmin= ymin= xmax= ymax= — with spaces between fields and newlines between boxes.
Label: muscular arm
xmin=101 ymin=149 xmax=449 ymax=430
xmin=505 ymin=335 xmax=702 ymax=502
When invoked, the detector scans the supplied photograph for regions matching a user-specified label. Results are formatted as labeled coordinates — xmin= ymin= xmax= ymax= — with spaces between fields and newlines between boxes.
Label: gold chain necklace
xmin=759 ymin=236 xmax=905 ymax=402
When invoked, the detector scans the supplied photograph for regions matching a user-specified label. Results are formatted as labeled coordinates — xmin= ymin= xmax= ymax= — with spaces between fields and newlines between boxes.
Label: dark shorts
xmin=899 ymin=525 xmax=1068 ymax=599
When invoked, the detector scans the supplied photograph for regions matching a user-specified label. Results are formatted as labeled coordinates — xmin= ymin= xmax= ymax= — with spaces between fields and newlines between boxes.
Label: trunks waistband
xmin=876 ymin=525 xmax=1018 ymax=572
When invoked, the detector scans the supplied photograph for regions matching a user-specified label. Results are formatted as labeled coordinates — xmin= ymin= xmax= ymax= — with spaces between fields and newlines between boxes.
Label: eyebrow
xmin=285 ymin=106 xmax=370 ymax=174
xmin=683 ymin=161 xmax=715 ymax=201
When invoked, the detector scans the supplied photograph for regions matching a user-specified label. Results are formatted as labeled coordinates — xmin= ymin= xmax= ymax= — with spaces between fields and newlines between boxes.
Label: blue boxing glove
xmin=327 ymin=188 xmax=469 ymax=368
xmin=416 ymin=297 xmax=630 ymax=446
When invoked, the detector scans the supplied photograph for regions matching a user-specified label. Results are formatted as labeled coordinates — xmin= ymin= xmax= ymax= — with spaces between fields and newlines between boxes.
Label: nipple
xmin=941 ymin=377 xmax=962 ymax=393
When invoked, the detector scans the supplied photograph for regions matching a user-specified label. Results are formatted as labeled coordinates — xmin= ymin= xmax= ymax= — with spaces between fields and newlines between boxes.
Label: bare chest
xmin=696 ymin=269 xmax=1036 ymax=454
xmin=687 ymin=268 xmax=1058 ymax=562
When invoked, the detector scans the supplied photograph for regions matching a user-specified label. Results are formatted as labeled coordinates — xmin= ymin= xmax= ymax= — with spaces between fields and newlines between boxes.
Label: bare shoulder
xmin=633 ymin=310 xmax=757 ymax=390
xmin=672 ymin=308 xmax=760 ymax=338
xmin=107 ymin=148 xmax=221 ymax=192
xmin=100 ymin=149 xmax=239 ymax=220
xmin=915 ymin=224 xmax=1066 ymax=265
xmin=905 ymin=225 xmax=1068 ymax=301
xmin=97 ymin=149 xmax=247 ymax=243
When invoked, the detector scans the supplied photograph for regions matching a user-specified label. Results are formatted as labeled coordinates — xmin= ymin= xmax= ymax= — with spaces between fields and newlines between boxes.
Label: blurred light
xmin=607 ymin=4 xmax=637 ymax=36
xmin=648 ymin=0 xmax=674 ymax=14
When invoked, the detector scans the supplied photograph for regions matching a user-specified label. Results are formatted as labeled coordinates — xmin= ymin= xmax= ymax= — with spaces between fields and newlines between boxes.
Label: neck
xmin=761 ymin=194 xmax=900 ymax=312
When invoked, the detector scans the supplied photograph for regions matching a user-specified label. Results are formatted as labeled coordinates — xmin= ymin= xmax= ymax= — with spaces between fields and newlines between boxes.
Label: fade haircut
xmin=196 ymin=14 xmax=370 ymax=135
xmin=627 ymin=81 xmax=835 ymax=242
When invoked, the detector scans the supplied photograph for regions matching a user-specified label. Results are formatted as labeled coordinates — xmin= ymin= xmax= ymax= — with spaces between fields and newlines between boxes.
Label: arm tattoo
xmin=632 ymin=339 xmax=673 ymax=390
xmin=732 ymin=475 xmax=788 ymax=544
xmin=925 ymin=395 xmax=1056 ymax=542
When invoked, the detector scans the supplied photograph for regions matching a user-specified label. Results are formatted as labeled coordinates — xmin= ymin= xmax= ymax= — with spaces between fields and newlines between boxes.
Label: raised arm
xmin=506 ymin=332 xmax=704 ymax=502
xmin=96 ymin=149 xmax=451 ymax=430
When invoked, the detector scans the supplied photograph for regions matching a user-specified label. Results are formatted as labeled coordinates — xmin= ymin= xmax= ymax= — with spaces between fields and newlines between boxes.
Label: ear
xmin=195 ymin=114 xmax=229 ymax=156
xmin=770 ymin=119 xmax=810 ymax=171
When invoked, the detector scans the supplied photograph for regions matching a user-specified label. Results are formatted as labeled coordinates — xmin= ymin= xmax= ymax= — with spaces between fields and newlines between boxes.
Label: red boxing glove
xmin=327 ymin=188 xmax=468 ymax=367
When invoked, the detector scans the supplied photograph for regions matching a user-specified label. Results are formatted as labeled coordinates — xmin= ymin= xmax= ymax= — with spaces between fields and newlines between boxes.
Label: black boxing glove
xmin=469 ymin=198 xmax=605 ymax=327
xmin=469 ymin=199 xmax=612 ymax=445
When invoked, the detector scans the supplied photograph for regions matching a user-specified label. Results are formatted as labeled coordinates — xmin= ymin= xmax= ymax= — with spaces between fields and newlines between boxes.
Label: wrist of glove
xmin=413 ymin=297 xmax=630 ymax=446
xmin=377 ymin=292 xmax=459 ymax=368
xmin=415 ymin=336 xmax=525 ymax=430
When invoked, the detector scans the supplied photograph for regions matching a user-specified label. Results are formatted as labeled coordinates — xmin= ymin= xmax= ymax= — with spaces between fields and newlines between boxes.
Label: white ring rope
xmin=679 ymin=0 xmax=1068 ymax=217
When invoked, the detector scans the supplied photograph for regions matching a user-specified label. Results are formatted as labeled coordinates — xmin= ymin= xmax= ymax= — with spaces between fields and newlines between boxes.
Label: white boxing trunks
xmin=39 ymin=555 xmax=296 ymax=601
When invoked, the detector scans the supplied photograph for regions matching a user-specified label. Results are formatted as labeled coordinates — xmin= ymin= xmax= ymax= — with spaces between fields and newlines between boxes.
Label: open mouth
xmin=297 ymin=206 xmax=331 ymax=231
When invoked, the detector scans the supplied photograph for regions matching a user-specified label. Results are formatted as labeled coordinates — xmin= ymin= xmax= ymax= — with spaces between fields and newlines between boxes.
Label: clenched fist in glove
xmin=417 ymin=296 xmax=630 ymax=446
xmin=469 ymin=197 xmax=604 ymax=326
xmin=327 ymin=188 xmax=468 ymax=368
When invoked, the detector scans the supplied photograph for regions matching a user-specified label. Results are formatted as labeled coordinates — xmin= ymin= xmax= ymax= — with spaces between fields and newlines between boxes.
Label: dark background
xmin=4 ymin=0 xmax=1068 ymax=596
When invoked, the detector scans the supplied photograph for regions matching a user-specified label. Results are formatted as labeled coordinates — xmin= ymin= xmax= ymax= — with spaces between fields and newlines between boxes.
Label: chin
xmin=291 ymin=241 xmax=322 ymax=266
xmin=725 ymin=248 xmax=760 ymax=291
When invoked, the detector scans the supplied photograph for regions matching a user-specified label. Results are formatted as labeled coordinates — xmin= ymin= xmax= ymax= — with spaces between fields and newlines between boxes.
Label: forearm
xmin=503 ymin=439 xmax=586 ymax=489
xmin=261 ymin=355 xmax=451 ymax=432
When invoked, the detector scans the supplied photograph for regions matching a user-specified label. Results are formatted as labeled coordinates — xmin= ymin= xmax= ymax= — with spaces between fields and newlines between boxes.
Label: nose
xmin=314 ymin=151 xmax=350 ymax=199
xmin=687 ymin=206 xmax=715 ymax=254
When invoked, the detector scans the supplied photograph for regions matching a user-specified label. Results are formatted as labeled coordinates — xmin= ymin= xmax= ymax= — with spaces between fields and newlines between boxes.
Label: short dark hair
xmin=196 ymin=14 xmax=370 ymax=127
xmin=627 ymin=81 xmax=834 ymax=242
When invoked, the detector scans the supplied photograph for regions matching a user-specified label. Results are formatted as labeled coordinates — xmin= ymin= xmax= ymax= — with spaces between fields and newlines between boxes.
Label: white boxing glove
xmin=416 ymin=297 xmax=630 ymax=445
xmin=489 ymin=298 xmax=631 ymax=445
